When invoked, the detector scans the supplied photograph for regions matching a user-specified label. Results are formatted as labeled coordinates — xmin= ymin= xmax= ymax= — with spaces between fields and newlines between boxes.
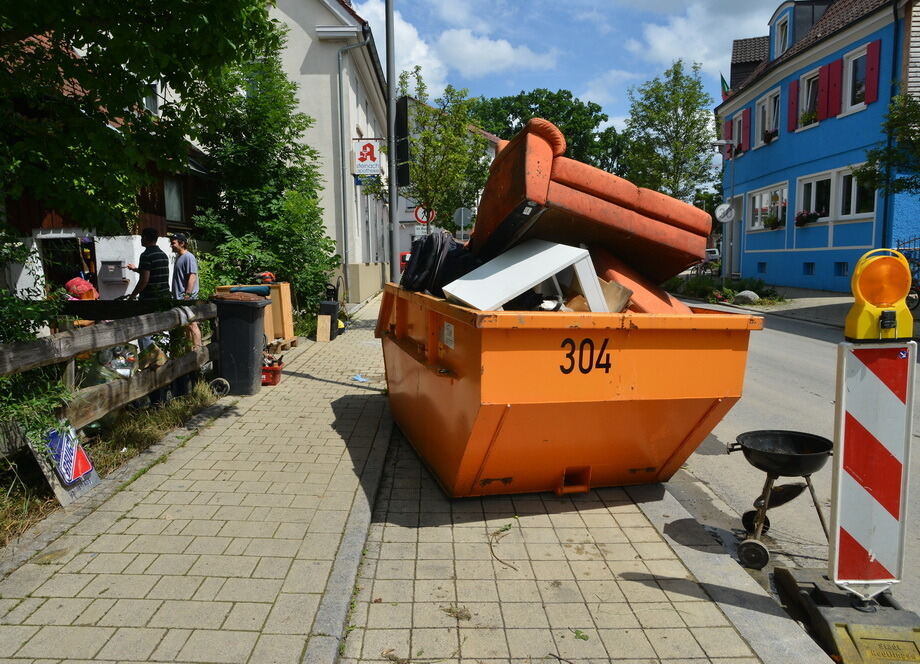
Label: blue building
xmin=716 ymin=0 xmax=918 ymax=291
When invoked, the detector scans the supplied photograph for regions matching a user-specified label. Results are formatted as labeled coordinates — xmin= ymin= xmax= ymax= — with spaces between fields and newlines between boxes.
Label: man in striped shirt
xmin=127 ymin=227 xmax=169 ymax=300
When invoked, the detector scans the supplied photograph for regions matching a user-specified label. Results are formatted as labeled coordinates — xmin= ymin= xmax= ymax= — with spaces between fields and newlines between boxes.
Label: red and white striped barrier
xmin=830 ymin=342 xmax=915 ymax=600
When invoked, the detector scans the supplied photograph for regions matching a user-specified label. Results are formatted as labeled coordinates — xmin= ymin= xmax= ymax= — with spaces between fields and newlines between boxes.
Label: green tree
xmin=622 ymin=60 xmax=715 ymax=200
xmin=0 ymin=0 xmax=279 ymax=234
xmin=853 ymin=94 xmax=920 ymax=194
xmin=396 ymin=67 xmax=491 ymax=232
xmin=470 ymin=88 xmax=627 ymax=173
xmin=192 ymin=32 xmax=338 ymax=319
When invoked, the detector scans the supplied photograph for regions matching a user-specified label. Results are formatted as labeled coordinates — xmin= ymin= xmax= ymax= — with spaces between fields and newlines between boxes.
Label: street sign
xmin=413 ymin=224 xmax=428 ymax=236
xmin=830 ymin=342 xmax=915 ymax=600
xmin=353 ymin=139 xmax=381 ymax=175
xmin=414 ymin=206 xmax=435 ymax=225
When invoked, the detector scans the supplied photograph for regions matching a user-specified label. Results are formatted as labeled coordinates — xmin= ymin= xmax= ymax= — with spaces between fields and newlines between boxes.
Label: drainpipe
xmin=337 ymin=28 xmax=371 ymax=303
xmin=882 ymin=0 xmax=900 ymax=247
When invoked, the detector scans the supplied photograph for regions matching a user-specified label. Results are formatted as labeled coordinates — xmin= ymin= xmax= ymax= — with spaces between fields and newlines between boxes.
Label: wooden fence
xmin=0 ymin=302 xmax=218 ymax=450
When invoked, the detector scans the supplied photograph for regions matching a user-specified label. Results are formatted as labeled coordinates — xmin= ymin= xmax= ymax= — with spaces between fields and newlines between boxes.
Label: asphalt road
xmin=675 ymin=312 xmax=920 ymax=613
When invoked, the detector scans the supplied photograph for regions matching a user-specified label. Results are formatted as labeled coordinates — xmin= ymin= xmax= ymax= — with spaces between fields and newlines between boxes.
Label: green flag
xmin=720 ymin=73 xmax=731 ymax=101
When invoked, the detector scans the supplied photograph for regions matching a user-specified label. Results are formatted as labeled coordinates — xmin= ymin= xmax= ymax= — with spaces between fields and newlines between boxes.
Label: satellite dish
xmin=715 ymin=203 xmax=735 ymax=224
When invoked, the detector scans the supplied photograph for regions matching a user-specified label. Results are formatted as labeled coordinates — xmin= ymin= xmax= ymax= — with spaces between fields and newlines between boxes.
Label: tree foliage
xmin=396 ymin=67 xmax=491 ymax=233
xmin=622 ymin=60 xmax=715 ymax=200
xmin=853 ymin=94 xmax=920 ymax=194
xmin=192 ymin=33 xmax=338 ymax=316
xmin=0 ymin=0 xmax=280 ymax=233
xmin=470 ymin=88 xmax=626 ymax=173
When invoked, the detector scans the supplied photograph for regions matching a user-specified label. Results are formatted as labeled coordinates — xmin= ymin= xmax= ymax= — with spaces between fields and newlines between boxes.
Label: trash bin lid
xmin=212 ymin=292 xmax=269 ymax=303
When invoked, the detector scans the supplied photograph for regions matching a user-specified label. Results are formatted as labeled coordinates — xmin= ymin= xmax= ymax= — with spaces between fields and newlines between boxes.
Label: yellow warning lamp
xmin=845 ymin=248 xmax=913 ymax=341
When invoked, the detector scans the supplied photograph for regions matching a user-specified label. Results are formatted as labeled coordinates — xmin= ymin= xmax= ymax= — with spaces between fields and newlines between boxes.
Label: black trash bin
xmin=213 ymin=292 xmax=271 ymax=395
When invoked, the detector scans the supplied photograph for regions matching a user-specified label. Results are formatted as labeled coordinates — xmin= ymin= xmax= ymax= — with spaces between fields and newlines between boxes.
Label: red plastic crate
xmin=261 ymin=364 xmax=283 ymax=386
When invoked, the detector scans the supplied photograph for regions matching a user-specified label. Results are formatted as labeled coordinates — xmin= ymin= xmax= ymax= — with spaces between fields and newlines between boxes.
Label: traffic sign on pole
xmin=830 ymin=342 xmax=915 ymax=600
xmin=414 ymin=206 xmax=435 ymax=225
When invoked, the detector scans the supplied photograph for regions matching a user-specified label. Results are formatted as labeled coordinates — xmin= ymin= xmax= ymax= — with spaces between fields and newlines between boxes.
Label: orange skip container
xmin=376 ymin=284 xmax=763 ymax=498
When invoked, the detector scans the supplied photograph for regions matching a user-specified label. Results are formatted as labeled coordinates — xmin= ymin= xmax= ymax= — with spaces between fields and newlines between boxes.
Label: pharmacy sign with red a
xmin=353 ymin=140 xmax=381 ymax=175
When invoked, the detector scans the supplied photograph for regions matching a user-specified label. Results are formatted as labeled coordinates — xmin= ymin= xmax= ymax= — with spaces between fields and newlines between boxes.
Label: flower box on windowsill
xmin=762 ymin=129 xmax=778 ymax=145
xmin=795 ymin=211 xmax=821 ymax=227
xmin=763 ymin=215 xmax=784 ymax=230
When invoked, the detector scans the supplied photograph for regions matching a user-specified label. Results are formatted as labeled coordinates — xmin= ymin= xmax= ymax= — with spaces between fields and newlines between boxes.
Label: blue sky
xmin=353 ymin=0 xmax=778 ymax=130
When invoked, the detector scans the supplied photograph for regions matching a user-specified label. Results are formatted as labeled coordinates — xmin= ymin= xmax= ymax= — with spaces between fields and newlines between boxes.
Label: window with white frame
xmin=839 ymin=169 xmax=875 ymax=217
xmin=748 ymin=184 xmax=788 ymax=230
xmin=755 ymin=89 xmax=780 ymax=146
xmin=143 ymin=83 xmax=159 ymax=115
xmin=776 ymin=17 xmax=790 ymax=56
xmin=799 ymin=174 xmax=832 ymax=219
xmin=799 ymin=70 xmax=820 ymax=126
xmin=844 ymin=46 xmax=868 ymax=113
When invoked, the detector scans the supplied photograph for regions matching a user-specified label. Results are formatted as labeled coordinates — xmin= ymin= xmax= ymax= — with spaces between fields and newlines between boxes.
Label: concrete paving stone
xmin=96 ymin=626 xmax=166 ymax=660
xmin=632 ymin=602 xmax=686 ymax=628
xmin=691 ymin=626 xmax=755 ymax=658
xmin=452 ymin=528 xmax=487 ymax=544
xmin=82 ymin=534 xmax=136 ymax=554
xmin=212 ymin=505 xmax=255 ymax=520
xmin=72 ymin=597 xmax=117 ymax=626
xmin=552 ymin=627 xmax=609 ymax=659
xmin=192 ymin=577 xmax=227 ymax=601
xmin=453 ymin=543 xmax=491 ymax=560
xmin=459 ymin=602 xmax=503 ymax=630
xmin=96 ymin=598 xmax=162 ymax=627
xmin=505 ymin=628 xmax=557 ymax=659
xmin=415 ymin=560 xmax=454 ymax=580
xmin=275 ymin=522 xmax=310 ymax=540
xmin=14 ymin=625 xmax=113 ymax=659
xmin=142 ymin=554 xmax=198 ymax=576
xmin=187 ymin=554 xmax=258 ymax=578
xmin=217 ymin=520 xmax=280 ymax=539
xmin=208 ymin=492 xmax=246 ymax=506
xmin=22 ymin=598 xmax=92 ymax=626
xmin=378 ymin=542 xmax=416 ymax=560
xmin=281 ymin=560 xmax=332 ymax=593
xmin=538 ymin=580 xmax=584 ymax=604
xmin=0 ymin=597 xmax=42 ymax=626
xmin=570 ymin=561 xmax=615 ymax=581
xmin=0 ymin=625 xmax=39 ymax=656
xmin=455 ymin=580 xmax=498 ymax=604
xmin=587 ymin=602 xmax=640 ymax=629
xmin=616 ymin=580 xmax=668 ymax=604
xmin=308 ymin=510 xmax=350 ymax=533
xmin=159 ymin=504 xmax=220 ymax=520
xmin=530 ymin=561 xmax=575 ymax=581
xmin=77 ymin=574 xmax=158 ymax=600
xmin=622 ymin=527 xmax=663 ymax=543
xmin=179 ymin=520 xmax=225 ymax=538
xmin=124 ymin=519 xmax=172 ymax=535
xmin=381 ymin=525 xmax=418 ymax=543
xmin=494 ymin=560 xmax=534 ymax=580
xmin=125 ymin=504 xmax=169 ymax=520
xmin=125 ymin=534 xmax=193 ymax=554
xmin=252 ymin=556 xmax=293 ymax=579
xmin=590 ymin=528 xmax=630 ymax=544
xmin=248 ymin=633 xmax=306 ymax=664
xmin=644 ymin=627 xmax=706 ymax=659
xmin=189 ymin=480 xmax=243 ymax=493
xmin=412 ymin=603 xmax=462 ymax=629
xmin=223 ymin=538 xmax=252 ymax=556
xmin=263 ymin=593 xmax=319 ymax=634
xmin=31 ymin=574 xmax=95 ymax=598
xmin=215 ymin=578 xmax=283 ymax=603
xmin=157 ymin=491 xmax=201 ymax=505
xmin=495 ymin=580 xmax=541 ymax=603
xmin=176 ymin=629 xmax=258 ymax=664
xmin=597 ymin=627 xmax=657 ymax=659
xmin=364 ymin=602 xmax=411 ymax=629
xmin=73 ymin=512 xmax=122 ymax=537
xmin=414 ymin=579 xmax=456 ymax=603
xmin=411 ymin=626 xmax=460 ymax=659
xmin=632 ymin=542 xmax=678 ymax=560
xmin=149 ymin=600 xmax=233 ymax=629
xmin=374 ymin=560 xmax=415 ymax=580
xmin=0 ymin=600 xmax=18 ymax=619
xmin=361 ymin=628 xmax=410 ymax=660
xmin=146 ymin=575 xmax=205 ymax=600
xmin=221 ymin=602 xmax=272 ymax=631
xmin=122 ymin=552 xmax=157 ymax=574
xmin=643 ymin=558 xmax=693 ymax=580
xmin=243 ymin=538 xmax=300 ymax=558
xmin=561 ymin=542 xmax=602 ymax=561
xmin=544 ymin=602 xmax=595 ymax=628
xmin=500 ymin=602 xmax=549 ymax=629
xmin=675 ymin=602 xmax=730 ymax=628
xmin=519 ymin=527 xmax=557 ymax=544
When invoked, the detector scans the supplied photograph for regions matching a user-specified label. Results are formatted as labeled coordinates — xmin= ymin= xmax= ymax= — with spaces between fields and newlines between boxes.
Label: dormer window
xmin=776 ymin=16 xmax=790 ymax=56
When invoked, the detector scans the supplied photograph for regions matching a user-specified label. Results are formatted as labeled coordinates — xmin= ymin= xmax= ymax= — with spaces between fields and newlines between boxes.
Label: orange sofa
xmin=469 ymin=118 xmax=711 ymax=283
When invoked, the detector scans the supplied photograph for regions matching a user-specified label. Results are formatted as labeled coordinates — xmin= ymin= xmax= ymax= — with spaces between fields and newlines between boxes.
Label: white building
xmin=272 ymin=0 xmax=389 ymax=304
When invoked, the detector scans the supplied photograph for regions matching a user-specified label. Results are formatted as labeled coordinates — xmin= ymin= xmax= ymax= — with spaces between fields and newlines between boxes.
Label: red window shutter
xmin=741 ymin=108 xmax=752 ymax=152
xmin=723 ymin=119 xmax=733 ymax=158
xmin=817 ymin=63 xmax=830 ymax=120
xmin=866 ymin=39 xmax=881 ymax=104
xmin=788 ymin=79 xmax=799 ymax=131
xmin=828 ymin=58 xmax=843 ymax=117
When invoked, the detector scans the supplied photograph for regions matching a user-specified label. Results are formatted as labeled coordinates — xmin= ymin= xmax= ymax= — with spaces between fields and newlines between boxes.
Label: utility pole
xmin=386 ymin=0 xmax=400 ymax=283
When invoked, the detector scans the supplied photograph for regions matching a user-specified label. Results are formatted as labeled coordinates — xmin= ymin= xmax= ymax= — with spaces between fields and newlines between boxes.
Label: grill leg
xmin=753 ymin=474 xmax=776 ymax=540
xmin=804 ymin=475 xmax=829 ymax=541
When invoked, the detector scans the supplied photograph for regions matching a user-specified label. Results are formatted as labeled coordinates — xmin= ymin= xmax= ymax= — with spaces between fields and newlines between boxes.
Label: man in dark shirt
xmin=127 ymin=227 xmax=169 ymax=299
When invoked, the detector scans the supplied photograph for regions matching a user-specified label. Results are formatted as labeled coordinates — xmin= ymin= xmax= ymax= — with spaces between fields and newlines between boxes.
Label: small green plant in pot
xmin=799 ymin=109 xmax=818 ymax=126
xmin=763 ymin=213 xmax=783 ymax=230
xmin=795 ymin=210 xmax=820 ymax=226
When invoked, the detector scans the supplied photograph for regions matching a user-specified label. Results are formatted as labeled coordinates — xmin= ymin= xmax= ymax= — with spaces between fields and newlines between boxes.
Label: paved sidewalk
xmin=0 ymin=303 xmax=388 ymax=663
xmin=339 ymin=433 xmax=762 ymax=663
xmin=0 ymin=294 xmax=826 ymax=663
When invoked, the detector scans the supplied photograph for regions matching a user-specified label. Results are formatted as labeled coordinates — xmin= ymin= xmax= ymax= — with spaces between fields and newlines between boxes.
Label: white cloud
xmin=434 ymin=29 xmax=558 ymax=79
xmin=580 ymin=69 xmax=642 ymax=107
xmin=574 ymin=9 xmax=613 ymax=35
xmin=353 ymin=0 xmax=449 ymax=95
xmin=620 ymin=1 xmax=773 ymax=78
xmin=431 ymin=0 xmax=494 ymax=35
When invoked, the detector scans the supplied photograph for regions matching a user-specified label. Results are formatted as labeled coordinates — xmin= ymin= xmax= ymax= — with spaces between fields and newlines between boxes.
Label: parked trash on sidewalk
xmin=350 ymin=374 xmax=370 ymax=383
